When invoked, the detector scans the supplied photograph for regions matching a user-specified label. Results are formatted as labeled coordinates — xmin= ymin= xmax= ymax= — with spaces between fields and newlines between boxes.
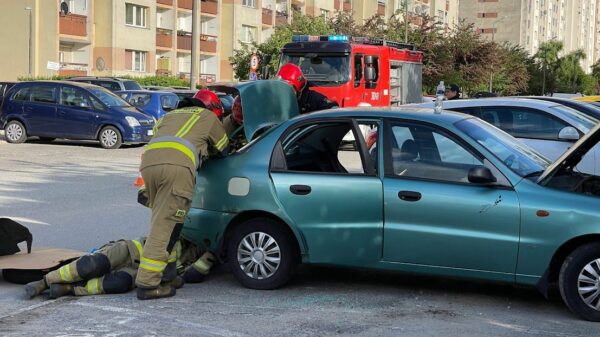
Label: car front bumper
xmin=181 ymin=208 xmax=236 ymax=252
xmin=123 ymin=126 xmax=154 ymax=143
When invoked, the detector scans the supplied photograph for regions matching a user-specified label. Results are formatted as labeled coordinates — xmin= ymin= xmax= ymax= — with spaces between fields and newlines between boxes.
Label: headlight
xmin=126 ymin=116 xmax=141 ymax=127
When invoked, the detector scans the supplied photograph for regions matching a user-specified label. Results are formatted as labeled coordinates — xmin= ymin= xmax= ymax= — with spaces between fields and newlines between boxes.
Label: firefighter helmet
xmin=232 ymin=96 xmax=243 ymax=125
xmin=277 ymin=63 xmax=307 ymax=93
xmin=193 ymin=89 xmax=224 ymax=118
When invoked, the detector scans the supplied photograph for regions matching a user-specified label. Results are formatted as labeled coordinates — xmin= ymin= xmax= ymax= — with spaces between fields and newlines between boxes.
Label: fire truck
xmin=280 ymin=35 xmax=423 ymax=107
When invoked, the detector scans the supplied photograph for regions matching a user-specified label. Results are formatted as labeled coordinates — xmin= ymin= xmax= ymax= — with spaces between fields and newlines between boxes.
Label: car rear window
xmin=123 ymin=81 xmax=142 ymax=90
xmin=129 ymin=93 xmax=152 ymax=107
xmin=92 ymin=81 xmax=122 ymax=92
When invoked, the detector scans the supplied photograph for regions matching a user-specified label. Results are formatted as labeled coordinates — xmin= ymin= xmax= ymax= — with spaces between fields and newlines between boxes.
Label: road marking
xmin=487 ymin=320 xmax=589 ymax=337
xmin=0 ymin=216 xmax=51 ymax=226
xmin=0 ymin=299 xmax=59 ymax=320
xmin=73 ymin=301 xmax=148 ymax=315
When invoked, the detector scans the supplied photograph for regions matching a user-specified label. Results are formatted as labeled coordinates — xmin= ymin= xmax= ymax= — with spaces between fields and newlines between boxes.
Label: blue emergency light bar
xmin=292 ymin=35 xmax=350 ymax=42
xmin=291 ymin=35 xmax=415 ymax=50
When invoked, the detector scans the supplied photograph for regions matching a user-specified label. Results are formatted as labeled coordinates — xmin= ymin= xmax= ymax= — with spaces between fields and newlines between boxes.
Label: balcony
xmin=178 ymin=0 xmax=192 ymax=10
xmin=177 ymin=34 xmax=192 ymax=50
xmin=200 ymin=34 xmax=217 ymax=53
xmin=276 ymin=11 xmax=288 ymax=26
xmin=59 ymin=13 xmax=87 ymax=37
xmin=156 ymin=57 xmax=172 ymax=75
xmin=156 ymin=30 xmax=173 ymax=48
xmin=199 ymin=73 xmax=216 ymax=85
xmin=59 ymin=62 xmax=88 ymax=76
xmin=157 ymin=0 xmax=173 ymax=5
xmin=334 ymin=0 xmax=341 ymax=10
xmin=201 ymin=0 xmax=218 ymax=15
xmin=262 ymin=8 xmax=273 ymax=26
xmin=377 ymin=3 xmax=385 ymax=16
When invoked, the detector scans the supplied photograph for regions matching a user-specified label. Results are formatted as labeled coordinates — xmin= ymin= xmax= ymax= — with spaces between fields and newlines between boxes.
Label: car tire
xmin=98 ymin=126 xmax=122 ymax=149
xmin=228 ymin=218 xmax=297 ymax=290
xmin=4 ymin=120 xmax=27 ymax=144
xmin=559 ymin=243 xmax=600 ymax=321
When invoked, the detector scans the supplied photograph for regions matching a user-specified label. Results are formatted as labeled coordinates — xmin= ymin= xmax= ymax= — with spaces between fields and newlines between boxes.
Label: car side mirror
xmin=558 ymin=126 xmax=580 ymax=141
xmin=468 ymin=166 xmax=497 ymax=184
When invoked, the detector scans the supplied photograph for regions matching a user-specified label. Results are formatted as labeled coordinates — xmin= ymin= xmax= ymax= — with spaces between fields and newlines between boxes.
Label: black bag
xmin=0 ymin=218 xmax=32 ymax=256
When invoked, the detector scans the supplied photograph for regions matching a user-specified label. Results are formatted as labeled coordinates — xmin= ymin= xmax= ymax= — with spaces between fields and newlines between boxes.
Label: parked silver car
xmin=415 ymin=98 xmax=600 ymax=174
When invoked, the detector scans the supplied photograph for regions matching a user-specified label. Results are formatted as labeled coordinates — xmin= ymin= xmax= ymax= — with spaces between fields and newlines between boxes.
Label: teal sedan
xmin=182 ymin=81 xmax=600 ymax=321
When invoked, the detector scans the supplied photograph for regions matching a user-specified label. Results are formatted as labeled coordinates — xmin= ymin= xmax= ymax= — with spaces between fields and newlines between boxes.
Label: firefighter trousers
xmin=45 ymin=240 xmax=137 ymax=296
xmin=135 ymin=164 xmax=194 ymax=289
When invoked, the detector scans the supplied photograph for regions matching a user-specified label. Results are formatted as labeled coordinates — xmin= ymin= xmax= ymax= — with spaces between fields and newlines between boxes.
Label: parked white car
xmin=415 ymin=98 xmax=600 ymax=174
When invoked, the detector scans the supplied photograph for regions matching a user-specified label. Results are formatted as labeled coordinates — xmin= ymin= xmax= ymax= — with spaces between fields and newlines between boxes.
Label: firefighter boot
xmin=49 ymin=283 xmax=74 ymax=299
xmin=24 ymin=279 xmax=48 ymax=299
xmin=163 ymin=275 xmax=184 ymax=289
xmin=136 ymin=284 xmax=176 ymax=300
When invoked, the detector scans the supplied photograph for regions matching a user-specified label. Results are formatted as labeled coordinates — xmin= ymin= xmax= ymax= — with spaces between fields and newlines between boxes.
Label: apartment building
xmin=0 ymin=0 xmax=459 ymax=82
xmin=460 ymin=0 xmax=599 ymax=73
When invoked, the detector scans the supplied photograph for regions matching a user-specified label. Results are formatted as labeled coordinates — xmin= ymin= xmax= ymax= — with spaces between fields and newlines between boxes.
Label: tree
xmin=534 ymin=40 xmax=563 ymax=95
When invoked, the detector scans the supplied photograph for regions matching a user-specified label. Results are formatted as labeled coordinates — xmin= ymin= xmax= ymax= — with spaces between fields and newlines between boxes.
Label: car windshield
xmin=123 ymin=81 xmax=142 ymax=90
xmin=550 ymin=105 xmax=599 ymax=133
xmin=89 ymin=88 xmax=130 ymax=108
xmin=280 ymin=54 xmax=350 ymax=85
xmin=455 ymin=118 xmax=551 ymax=177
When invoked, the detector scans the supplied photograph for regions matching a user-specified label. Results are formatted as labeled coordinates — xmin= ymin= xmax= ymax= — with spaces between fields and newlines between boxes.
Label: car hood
xmin=113 ymin=106 xmax=153 ymax=120
xmin=208 ymin=80 xmax=299 ymax=140
xmin=539 ymin=123 xmax=600 ymax=183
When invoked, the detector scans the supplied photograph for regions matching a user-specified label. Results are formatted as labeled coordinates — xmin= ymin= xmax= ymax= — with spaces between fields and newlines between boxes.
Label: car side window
xmin=387 ymin=122 xmax=483 ymax=183
xmin=88 ymin=95 xmax=105 ymax=110
xmin=481 ymin=107 xmax=568 ymax=140
xmin=280 ymin=122 xmax=371 ymax=174
xmin=30 ymin=86 xmax=56 ymax=104
xmin=60 ymin=86 xmax=90 ymax=107
xmin=13 ymin=87 xmax=31 ymax=101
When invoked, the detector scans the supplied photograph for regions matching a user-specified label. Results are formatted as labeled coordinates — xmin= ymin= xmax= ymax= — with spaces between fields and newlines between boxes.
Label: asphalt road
xmin=0 ymin=135 xmax=599 ymax=337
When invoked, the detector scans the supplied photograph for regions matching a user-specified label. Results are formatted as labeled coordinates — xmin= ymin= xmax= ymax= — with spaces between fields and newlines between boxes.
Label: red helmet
xmin=193 ymin=89 xmax=224 ymax=118
xmin=232 ymin=96 xmax=243 ymax=125
xmin=277 ymin=63 xmax=307 ymax=93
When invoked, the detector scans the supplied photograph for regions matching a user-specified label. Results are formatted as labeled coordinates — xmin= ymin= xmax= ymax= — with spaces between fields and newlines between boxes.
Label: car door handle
xmin=290 ymin=185 xmax=311 ymax=195
xmin=398 ymin=191 xmax=421 ymax=202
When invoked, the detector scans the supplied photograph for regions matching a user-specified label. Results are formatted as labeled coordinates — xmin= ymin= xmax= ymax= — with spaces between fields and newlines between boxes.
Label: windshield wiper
xmin=522 ymin=170 xmax=545 ymax=179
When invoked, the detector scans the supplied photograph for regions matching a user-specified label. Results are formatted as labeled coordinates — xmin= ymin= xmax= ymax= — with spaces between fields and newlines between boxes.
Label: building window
xmin=126 ymin=3 xmax=147 ymax=28
xmin=126 ymin=50 xmax=147 ymax=72
xmin=320 ymin=9 xmax=329 ymax=18
xmin=240 ymin=25 xmax=257 ymax=43
xmin=477 ymin=12 xmax=498 ymax=18
xmin=242 ymin=0 xmax=256 ymax=8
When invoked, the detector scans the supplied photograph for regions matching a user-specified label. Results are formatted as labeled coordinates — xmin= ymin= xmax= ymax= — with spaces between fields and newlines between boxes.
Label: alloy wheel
xmin=237 ymin=232 xmax=281 ymax=280
xmin=578 ymin=258 xmax=600 ymax=311
xmin=6 ymin=123 xmax=23 ymax=142
xmin=101 ymin=129 xmax=118 ymax=148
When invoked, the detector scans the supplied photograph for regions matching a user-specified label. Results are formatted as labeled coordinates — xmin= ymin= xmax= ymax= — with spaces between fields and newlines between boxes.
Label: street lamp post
xmin=489 ymin=16 xmax=506 ymax=93
xmin=25 ymin=6 xmax=32 ymax=77
xmin=404 ymin=0 xmax=408 ymax=44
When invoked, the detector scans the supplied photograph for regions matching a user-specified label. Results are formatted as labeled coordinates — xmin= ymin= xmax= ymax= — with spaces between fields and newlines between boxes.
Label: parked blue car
xmin=0 ymin=81 xmax=155 ymax=149
xmin=116 ymin=90 xmax=179 ymax=119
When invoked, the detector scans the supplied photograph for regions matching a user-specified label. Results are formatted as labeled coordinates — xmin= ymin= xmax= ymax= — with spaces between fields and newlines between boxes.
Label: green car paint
xmin=182 ymin=80 xmax=600 ymax=292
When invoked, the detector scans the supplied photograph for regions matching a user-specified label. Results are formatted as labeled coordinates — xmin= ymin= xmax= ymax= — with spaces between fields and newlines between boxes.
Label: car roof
xmin=116 ymin=90 xmax=177 ymax=94
xmin=420 ymin=97 xmax=562 ymax=109
xmin=291 ymin=106 xmax=472 ymax=127
xmin=14 ymin=80 xmax=100 ymax=89
xmin=68 ymin=77 xmax=134 ymax=81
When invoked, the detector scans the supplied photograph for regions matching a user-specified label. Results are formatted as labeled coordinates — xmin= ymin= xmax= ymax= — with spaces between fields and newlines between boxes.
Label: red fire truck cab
xmin=280 ymin=35 xmax=423 ymax=107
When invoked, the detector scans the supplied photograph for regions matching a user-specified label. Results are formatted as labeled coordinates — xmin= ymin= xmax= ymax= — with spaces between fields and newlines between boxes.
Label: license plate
xmin=147 ymin=130 xmax=153 ymax=136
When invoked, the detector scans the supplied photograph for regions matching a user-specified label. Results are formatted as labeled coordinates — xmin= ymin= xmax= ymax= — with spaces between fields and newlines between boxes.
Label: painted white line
xmin=1 ymin=216 xmax=51 ymax=226
xmin=487 ymin=320 xmax=588 ymax=337
xmin=72 ymin=301 xmax=149 ymax=315
xmin=172 ymin=319 xmax=250 ymax=337
xmin=0 ymin=299 xmax=59 ymax=320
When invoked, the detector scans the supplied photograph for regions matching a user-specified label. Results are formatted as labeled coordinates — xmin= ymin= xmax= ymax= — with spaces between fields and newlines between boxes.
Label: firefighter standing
xmin=277 ymin=63 xmax=338 ymax=114
xmin=135 ymin=101 xmax=229 ymax=300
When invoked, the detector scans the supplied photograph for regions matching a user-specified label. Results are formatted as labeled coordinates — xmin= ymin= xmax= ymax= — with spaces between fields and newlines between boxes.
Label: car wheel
xmin=5 ymin=120 xmax=27 ymax=144
xmin=228 ymin=218 xmax=297 ymax=290
xmin=559 ymin=243 xmax=600 ymax=321
xmin=98 ymin=126 xmax=122 ymax=149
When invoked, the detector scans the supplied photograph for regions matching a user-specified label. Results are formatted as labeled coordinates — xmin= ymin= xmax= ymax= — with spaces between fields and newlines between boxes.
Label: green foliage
xmin=16 ymin=75 xmax=195 ymax=88
xmin=17 ymin=75 xmax=68 ymax=81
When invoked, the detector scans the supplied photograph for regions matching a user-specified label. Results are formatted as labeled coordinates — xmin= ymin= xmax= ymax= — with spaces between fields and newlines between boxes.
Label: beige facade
xmin=460 ymin=0 xmax=599 ymax=73
xmin=1 ymin=0 xmax=461 ymax=82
